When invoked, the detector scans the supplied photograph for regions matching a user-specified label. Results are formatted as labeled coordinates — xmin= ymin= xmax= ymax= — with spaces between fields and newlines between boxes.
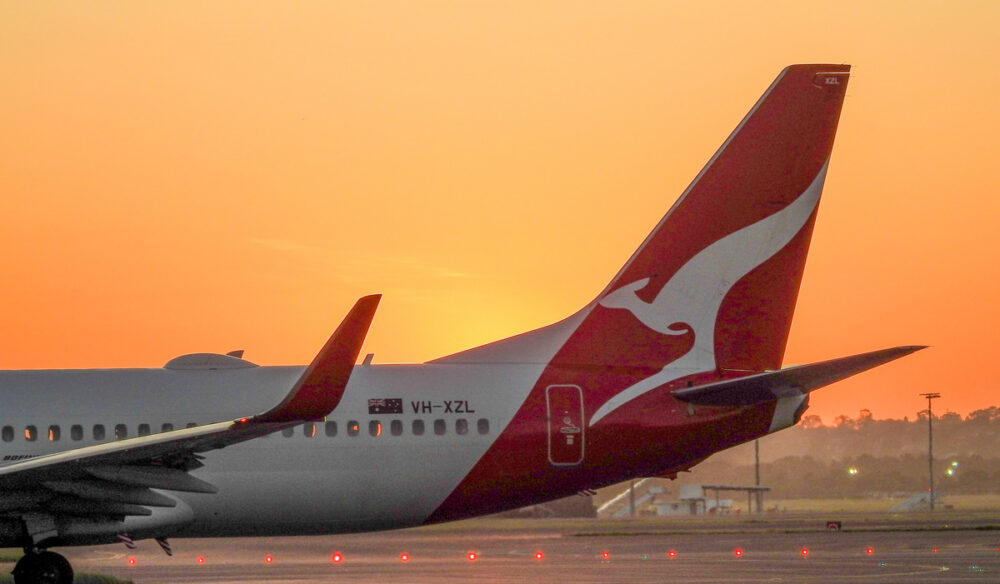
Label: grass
xmin=767 ymin=494 xmax=1000 ymax=513
xmin=0 ymin=575 xmax=132 ymax=584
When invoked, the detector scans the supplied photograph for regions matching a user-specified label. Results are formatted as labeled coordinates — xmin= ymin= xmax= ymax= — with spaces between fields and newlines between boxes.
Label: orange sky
xmin=1 ymin=1 xmax=998 ymax=423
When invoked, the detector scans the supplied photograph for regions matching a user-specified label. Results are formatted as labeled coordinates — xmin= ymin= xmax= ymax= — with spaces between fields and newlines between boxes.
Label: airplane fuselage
xmin=0 ymin=360 xmax=774 ymax=545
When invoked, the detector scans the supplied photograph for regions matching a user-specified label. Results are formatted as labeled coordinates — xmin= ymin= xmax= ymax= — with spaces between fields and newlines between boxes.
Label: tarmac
xmin=59 ymin=513 xmax=1000 ymax=583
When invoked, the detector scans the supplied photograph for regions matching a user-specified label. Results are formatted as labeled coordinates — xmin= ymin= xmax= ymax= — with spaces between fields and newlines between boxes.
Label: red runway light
xmin=196 ymin=556 xmax=205 ymax=564
xmin=866 ymin=547 xmax=874 ymax=555
xmin=601 ymin=551 xmax=610 ymax=560
xmin=668 ymin=550 xmax=677 ymax=558
xmin=127 ymin=557 xmax=136 ymax=566
xmin=535 ymin=551 xmax=544 ymax=560
xmin=467 ymin=552 xmax=477 ymax=561
xmin=801 ymin=548 xmax=809 ymax=557
xmin=932 ymin=548 xmax=939 ymax=553
xmin=264 ymin=555 xmax=274 ymax=564
xmin=734 ymin=549 xmax=743 ymax=557
xmin=400 ymin=553 xmax=410 ymax=562
xmin=331 ymin=552 xmax=343 ymax=564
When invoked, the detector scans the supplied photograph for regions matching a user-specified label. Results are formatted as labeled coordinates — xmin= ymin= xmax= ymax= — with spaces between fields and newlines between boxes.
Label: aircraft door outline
xmin=546 ymin=384 xmax=585 ymax=466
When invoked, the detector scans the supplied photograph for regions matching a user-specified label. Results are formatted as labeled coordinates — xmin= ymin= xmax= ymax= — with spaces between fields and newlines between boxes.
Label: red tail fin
xmin=426 ymin=65 xmax=852 ymax=524
xmin=588 ymin=64 xmax=850 ymax=373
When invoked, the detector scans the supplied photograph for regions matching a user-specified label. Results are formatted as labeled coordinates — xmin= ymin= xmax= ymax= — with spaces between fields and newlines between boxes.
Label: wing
xmin=670 ymin=345 xmax=926 ymax=407
xmin=0 ymin=295 xmax=380 ymax=544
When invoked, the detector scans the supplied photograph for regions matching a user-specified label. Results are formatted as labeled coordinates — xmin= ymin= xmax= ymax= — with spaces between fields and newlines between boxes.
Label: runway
xmin=60 ymin=515 xmax=1000 ymax=583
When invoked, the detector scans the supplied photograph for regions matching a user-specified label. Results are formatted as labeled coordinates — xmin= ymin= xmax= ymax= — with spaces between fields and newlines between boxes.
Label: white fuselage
xmin=0 ymin=362 xmax=543 ymax=539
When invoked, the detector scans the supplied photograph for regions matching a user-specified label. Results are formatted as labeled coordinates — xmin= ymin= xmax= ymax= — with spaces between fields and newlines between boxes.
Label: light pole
xmin=754 ymin=439 xmax=762 ymax=513
xmin=920 ymin=392 xmax=941 ymax=511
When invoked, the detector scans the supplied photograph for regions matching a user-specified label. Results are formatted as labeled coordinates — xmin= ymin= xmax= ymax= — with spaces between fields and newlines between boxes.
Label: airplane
xmin=1 ymin=63 xmax=923 ymax=584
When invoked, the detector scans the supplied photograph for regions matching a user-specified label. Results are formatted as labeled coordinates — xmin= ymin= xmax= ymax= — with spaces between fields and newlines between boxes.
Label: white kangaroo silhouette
xmin=589 ymin=161 xmax=829 ymax=425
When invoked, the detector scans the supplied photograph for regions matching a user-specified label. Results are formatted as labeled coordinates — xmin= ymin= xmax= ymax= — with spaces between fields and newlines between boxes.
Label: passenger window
xmin=412 ymin=419 xmax=425 ymax=436
xmin=3 ymin=426 xmax=14 ymax=442
xmin=347 ymin=421 xmax=359 ymax=437
xmin=390 ymin=420 xmax=403 ymax=436
xmin=25 ymin=426 xmax=37 ymax=442
xmin=477 ymin=418 xmax=490 ymax=434
xmin=138 ymin=424 xmax=151 ymax=436
xmin=186 ymin=422 xmax=197 ymax=428
xmin=304 ymin=423 xmax=316 ymax=438
xmin=93 ymin=425 xmax=106 ymax=441
xmin=70 ymin=425 xmax=83 ymax=441
xmin=369 ymin=420 xmax=382 ymax=437
xmin=114 ymin=424 xmax=127 ymax=440
xmin=281 ymin=427 xmax=294 ymax=438
xmin=456 ymin=419 xmax=468 ymax=435
xmin=161 ymin=423 xmax=174 ymax=432
xmin=434 ymin=419 xmax=446 ymax=436
xmin=325 ymin=421 xmax=338 ymax=437
xmin=48 ymin=425 xmax=60 ymax=442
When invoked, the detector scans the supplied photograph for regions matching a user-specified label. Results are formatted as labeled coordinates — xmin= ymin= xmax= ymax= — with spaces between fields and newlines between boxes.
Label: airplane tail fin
xmin=435 ymin=64 xmax=851 ymax=377
xmin=572 ymin=64 xmax=851 ymax=373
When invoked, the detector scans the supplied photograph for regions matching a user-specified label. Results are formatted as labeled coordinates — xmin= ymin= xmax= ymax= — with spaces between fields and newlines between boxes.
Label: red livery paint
xmin=426 ymin=64 xmax=856 ymax=523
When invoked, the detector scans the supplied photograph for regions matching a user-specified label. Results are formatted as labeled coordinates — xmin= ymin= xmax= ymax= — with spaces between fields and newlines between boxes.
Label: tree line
xmin=673 ymin=407 xmax=1000 ymax=498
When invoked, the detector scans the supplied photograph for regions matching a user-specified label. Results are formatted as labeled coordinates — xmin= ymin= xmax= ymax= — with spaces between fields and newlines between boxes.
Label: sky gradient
xmin=2 ymin=1 xmax=998 ymax=423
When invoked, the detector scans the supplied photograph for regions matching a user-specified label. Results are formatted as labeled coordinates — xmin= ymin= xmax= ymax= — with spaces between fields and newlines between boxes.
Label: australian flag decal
xmin=368 ymin=398 xmax=403 ymax=414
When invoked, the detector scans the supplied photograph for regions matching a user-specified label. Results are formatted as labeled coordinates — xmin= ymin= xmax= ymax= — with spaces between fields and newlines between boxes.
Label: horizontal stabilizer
xmin=671 ymin=346 xmax=926 ymax=406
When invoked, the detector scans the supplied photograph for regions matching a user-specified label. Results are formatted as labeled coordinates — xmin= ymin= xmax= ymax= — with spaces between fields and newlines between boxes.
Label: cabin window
xmin=48 ymin=425 xmax=60 ymax=442
xmin=369 ymin=420 xmax=382 ymax=437
xmin=434 ymin=419 xmax=446 ymax=436
xmin=281 ymin=427 xmax=294 ymax=438
xmin=161 ymin=423 xmax=174 ymax=432
xmin=114 ymin=424 xmax=127 ymax=440
xmin=455 ymin=419 xmax=468 ymax=435
xmin=186 ymin=423 xmax=197 ymax=428
xmin=347 ymin=421 xmax=359 ymax=437
xmin=477 ymin=418 xmax=490 ymax=434
xmin=390 ymin=420 xmax=403 ymax=436
xmin=93 ymin=425 xmax=105 ymax=440
xmin=70 ymin=425 xmax=83 ymax=441
xmin=25 ymin=426 xmax=37 ymax=442
xmin=304 ymin=423 xmax=316 ymax=438
xmin=412 ymin=419 xmax=425 ymax=436
xmin=325 ymin=421 xmax=338 ymax=437
xmin=138 ymin=424 xmax=151 ymax=436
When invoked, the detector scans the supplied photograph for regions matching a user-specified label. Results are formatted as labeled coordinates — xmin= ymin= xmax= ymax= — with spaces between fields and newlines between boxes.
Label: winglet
xmin=254 ymin=295 xmax=381 ymax=423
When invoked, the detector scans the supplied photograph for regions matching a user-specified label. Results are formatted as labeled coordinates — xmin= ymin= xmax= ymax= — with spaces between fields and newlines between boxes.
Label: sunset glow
xmin=2 ymin=2 xmax=997 ymax=422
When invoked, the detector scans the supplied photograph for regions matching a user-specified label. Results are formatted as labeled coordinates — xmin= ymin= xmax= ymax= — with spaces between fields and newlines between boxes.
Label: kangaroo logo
xmin=589 ymin=162 xmax=830 ymax=425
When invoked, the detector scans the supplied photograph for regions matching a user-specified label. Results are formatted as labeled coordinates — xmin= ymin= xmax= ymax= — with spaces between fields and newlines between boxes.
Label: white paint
xmin=0 ymin=361 xmax=541 ymax=540
xmin=589 ymin=161 xmax=830 ymax=425
xmin=768 ymin=394 xmax=809 ymax=433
